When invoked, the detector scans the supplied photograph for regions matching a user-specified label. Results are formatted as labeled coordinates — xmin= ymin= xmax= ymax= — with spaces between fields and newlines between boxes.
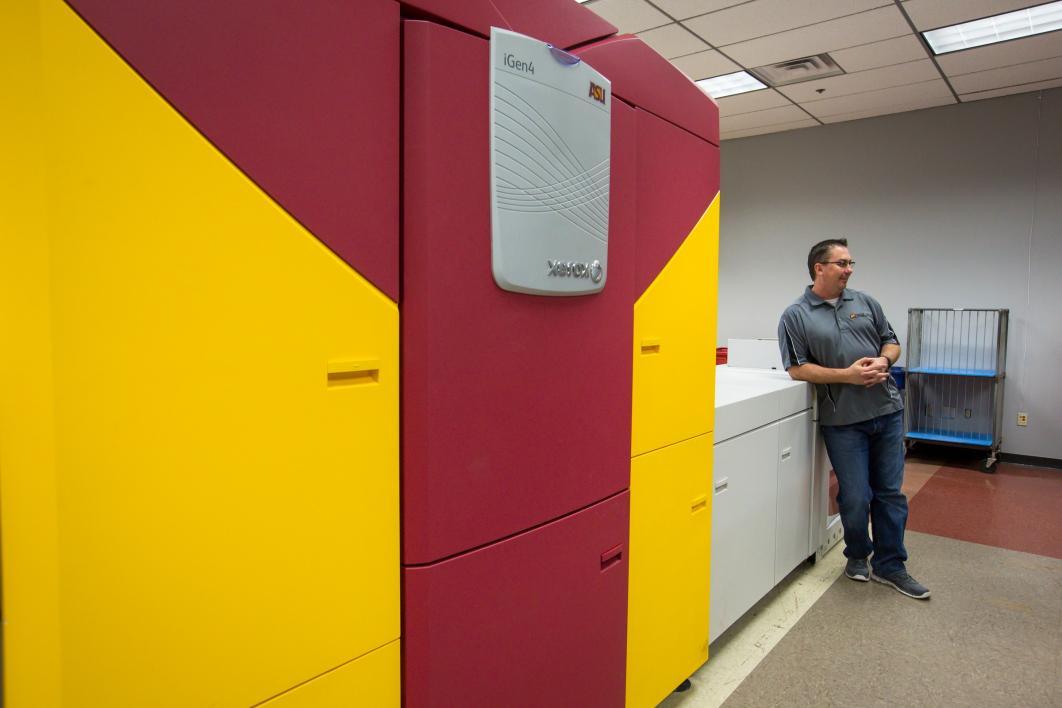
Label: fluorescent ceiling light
xmin=922 ymin=1 xmax=1062 ymax=54
xmin=696 ymin=71 xmax=767 ymax=99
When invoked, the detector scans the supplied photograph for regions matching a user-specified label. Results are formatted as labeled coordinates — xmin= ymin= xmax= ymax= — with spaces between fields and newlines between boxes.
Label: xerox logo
xmin=588 ymin=82 xmax=606 ymax=104
xmin=547 ymin=259 xmax=604 ymax=283
xmin=504 ymin=53 xmax=535 ymax=75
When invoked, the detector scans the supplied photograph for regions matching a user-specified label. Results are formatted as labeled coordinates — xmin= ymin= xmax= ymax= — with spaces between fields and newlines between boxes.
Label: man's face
xmin=817 ymin=245 xmax=853 ymax=291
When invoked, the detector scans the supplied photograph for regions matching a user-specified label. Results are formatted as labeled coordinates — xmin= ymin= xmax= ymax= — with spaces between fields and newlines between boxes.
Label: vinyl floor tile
xmin=721 ymin=532 xmax=1062 ymax=708
xmin=907 ymin=463 xmax=1062 ymax=559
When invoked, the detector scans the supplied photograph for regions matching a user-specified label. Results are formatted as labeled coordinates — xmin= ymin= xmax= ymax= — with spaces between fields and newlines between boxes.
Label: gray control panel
xmin=490 ymin=27 xmax=612 ymax=296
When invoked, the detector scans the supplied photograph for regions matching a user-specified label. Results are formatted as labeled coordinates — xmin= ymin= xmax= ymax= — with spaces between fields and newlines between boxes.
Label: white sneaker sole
xmin=870 ymin=572 xmax=931 ymax=599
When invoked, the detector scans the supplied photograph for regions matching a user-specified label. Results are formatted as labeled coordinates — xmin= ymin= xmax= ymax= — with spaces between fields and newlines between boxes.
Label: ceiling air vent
xmin=749 ymin=53 xmax=844 ymax=87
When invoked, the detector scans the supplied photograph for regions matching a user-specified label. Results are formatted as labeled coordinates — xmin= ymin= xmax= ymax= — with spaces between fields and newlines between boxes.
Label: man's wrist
xmin=880 ymin=354 xmax=893 ymax=368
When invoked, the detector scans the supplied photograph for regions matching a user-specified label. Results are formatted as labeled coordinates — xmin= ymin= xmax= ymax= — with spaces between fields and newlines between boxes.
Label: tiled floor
xmin=722 ymin=531 xmax=1062 ymax=708
xmin=908 ymin=462 xmax=1062 ymax=559
xmin=662 ymin=454 xmax=1062 ymax=708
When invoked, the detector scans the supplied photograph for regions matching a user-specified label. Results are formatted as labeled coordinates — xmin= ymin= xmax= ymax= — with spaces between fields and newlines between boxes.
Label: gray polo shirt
xmin=777 ymin=286 xmax=903 ymax=426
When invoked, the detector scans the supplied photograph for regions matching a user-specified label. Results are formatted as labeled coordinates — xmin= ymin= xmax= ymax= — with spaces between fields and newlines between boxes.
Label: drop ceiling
xmin=581 ymin=0 xmax=1062 ymax=139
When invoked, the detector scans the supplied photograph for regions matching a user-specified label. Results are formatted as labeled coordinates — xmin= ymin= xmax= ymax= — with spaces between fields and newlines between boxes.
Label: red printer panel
xmin=634 ymin=109 xmax=720 ymax=297
xmin=575 ymin=35 xmax=721 ymax=147
xmin=490 ymin=0 xmax=617 ymax=49
xmin=402 ymin=20 xmax=635 ymax=564
xmin=399 ymin=0 xmax=617 ymax=48
xmin=404 ymin=491 xmax=630 ymax=708
xmin=398 ymin=0 xmax=509 ymax=37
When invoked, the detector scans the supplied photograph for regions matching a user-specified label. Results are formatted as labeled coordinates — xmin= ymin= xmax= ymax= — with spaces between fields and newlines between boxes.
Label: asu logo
xmin=588 ymin=81 xmax=607 ymax=104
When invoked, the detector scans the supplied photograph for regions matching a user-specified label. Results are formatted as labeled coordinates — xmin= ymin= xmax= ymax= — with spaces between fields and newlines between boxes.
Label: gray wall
xmin=718 ymin=88 xmax=1061 ymax=460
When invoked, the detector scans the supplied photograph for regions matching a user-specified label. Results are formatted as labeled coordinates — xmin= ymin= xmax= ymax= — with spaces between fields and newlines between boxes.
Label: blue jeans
xmin=820 ymin=409 xmax=908 ymax=576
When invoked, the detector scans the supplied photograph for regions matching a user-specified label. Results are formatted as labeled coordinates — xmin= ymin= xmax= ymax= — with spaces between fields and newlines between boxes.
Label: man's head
xmin=808 ymin=238 xmax=853 ymax=296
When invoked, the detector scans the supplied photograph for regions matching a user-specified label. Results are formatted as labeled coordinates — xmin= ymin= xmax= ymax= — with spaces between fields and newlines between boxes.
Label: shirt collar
xmin=803 ymin=285 xmax=854 ymax=307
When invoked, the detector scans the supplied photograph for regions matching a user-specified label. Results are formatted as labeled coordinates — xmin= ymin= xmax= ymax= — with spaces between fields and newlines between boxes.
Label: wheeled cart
xmin=904 ymin=308 xmax=1009 ymax=471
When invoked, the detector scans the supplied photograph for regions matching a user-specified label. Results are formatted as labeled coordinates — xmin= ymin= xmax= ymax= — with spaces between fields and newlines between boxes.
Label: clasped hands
xmin=848 ymin=356 xmax=890 ymax=387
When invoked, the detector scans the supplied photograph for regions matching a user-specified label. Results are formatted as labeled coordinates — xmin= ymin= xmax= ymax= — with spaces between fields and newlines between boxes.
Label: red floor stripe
xmin=907 ymin=463 xmax=1062 ymax=559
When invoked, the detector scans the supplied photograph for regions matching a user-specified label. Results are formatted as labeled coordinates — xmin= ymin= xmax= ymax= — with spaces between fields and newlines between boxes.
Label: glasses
xmin=820 ymin=259 xmax=855 ymax=268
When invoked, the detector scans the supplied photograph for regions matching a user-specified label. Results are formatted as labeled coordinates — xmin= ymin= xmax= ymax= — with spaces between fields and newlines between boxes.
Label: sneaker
xmin=844 ymin=557 xmax=870 ymax=582
xmin=871 ymin=570 xmax=931 ymax=599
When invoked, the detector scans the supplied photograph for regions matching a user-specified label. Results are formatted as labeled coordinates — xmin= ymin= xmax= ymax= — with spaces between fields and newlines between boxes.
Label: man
xmin=777 ymin=238 xmax=930 ymax=600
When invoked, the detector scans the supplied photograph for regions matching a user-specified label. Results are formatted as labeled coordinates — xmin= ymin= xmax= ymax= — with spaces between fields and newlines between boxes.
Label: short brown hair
xmin=808 ymin=238 xmax=848 ymax=281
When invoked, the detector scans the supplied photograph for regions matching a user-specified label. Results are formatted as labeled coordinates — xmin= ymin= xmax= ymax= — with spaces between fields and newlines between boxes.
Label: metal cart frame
xmin=904 ymin=308 xmax=1009 ymax=471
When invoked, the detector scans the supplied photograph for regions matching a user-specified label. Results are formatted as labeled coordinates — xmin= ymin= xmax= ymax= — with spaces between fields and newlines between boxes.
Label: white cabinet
xmin=711 ymin=423 xmax=778 ymax=643
xmin=775 ymin=410 xmax=813 ymax=584
xmin=711 ymin=367 xmax=816 ymax=644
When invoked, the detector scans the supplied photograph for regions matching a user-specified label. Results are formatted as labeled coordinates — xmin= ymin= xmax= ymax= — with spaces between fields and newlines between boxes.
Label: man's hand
xmin=852 ymin=356 xmax=890 ymax=387
xmin=787 ymin=350 xmax=896 ymax=387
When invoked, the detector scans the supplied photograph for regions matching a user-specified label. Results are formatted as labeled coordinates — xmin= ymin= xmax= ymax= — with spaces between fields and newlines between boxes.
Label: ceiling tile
xmin=801 ymin=78 xmax=954 ymax=117
xmin=816 ymin=91 xmax=955 ymax=122
xmin=779 ymin=58 xmax=941 ymax=103
xmin=830 ymin=35 xmax=930 ymax=72
xmin=650 ymin=0 xmax=749 ymax=21
xmin=901 ymin=0 xmax=1045 ymax=31
xmin=642 ymin=0 xmax=1060 ymax=132
xmin=636 ymin=22 xmax=710 ymax=58
xmin=959 ymin=76 xmax=1062 ymax=100
xmin=720 ymin=104 xmax=810 ymax=130
xmin=716 ymin=88 xmax=793 ymax=115
xmin=721 ymin=6 xmax=910 ymax=67
xmin=950 ymin=55 xmax=1062 ymax=93
xmin=938 ymin=32 xmax=1062 ymax=77
xmin=683 ymin=0 xmax=890 ymax=48
xmin=721 ymin=117 xmax=820 ymax=139
xmin=671 ymin=49 xmax=741 ymax=79
xmin=583 ymin=0 xmax=671 ymax=33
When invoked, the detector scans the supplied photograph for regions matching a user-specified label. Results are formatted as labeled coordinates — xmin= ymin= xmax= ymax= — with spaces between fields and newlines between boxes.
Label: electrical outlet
xmin=1017 ymin=412 xmax=1028 ymax=427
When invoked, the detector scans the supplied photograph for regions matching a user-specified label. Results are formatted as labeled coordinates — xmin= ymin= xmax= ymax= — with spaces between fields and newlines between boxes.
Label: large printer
xmin=711 ymin=340 xmax=841 ymax=643
xmin=4 ymin=2 xmax=720 ymax=707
